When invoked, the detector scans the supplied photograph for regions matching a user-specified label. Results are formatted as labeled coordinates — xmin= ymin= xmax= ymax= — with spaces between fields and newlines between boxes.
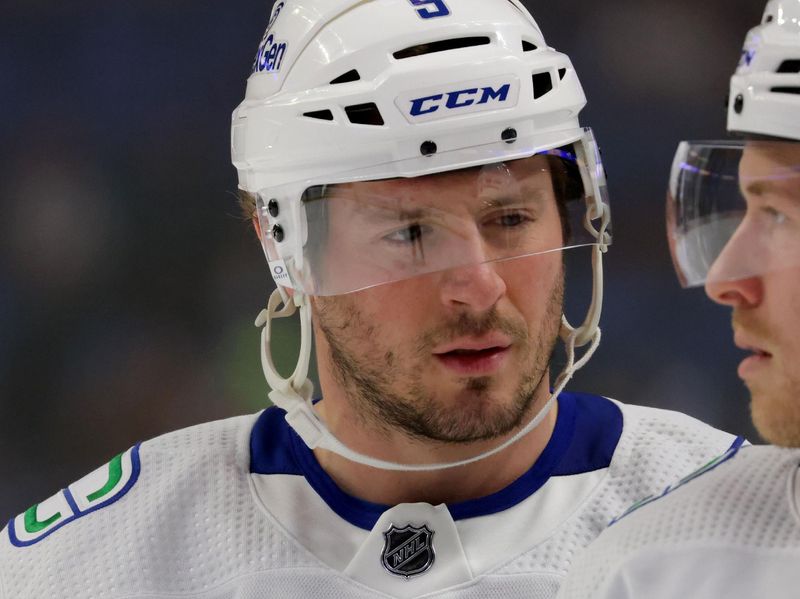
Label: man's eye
xmin=385 ymin=223 xmax=427 ymax=243
xmin=762 ymin=206 xmax=788 ymax=225
xmin=489 ymin=211 xmax=532 ymax=228
xmin=499 ymin=213 xmax=525 ymax=227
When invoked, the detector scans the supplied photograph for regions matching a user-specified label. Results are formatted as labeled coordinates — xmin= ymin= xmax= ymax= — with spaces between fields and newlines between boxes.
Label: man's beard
xmin=750 ymin=384 xmax=800 ymax=447
xmin=733 ymin=311 xmax=800 ymax=446
xmin=314 ymin=275 xmax=564 ymax=445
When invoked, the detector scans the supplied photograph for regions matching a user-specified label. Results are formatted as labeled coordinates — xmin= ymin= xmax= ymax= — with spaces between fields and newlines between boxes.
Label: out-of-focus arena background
xmin=1 ymin=0 xmax=763 ymax=521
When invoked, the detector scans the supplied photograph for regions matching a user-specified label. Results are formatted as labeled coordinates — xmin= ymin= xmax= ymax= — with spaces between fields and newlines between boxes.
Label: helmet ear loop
xmin=570 ymin=133 xmax=610 ymax=347
xmin=256 ymin=290 xmax=339 ymax=452
xmin=255 ymin=289 xmax=315 ymax=408
xmin=566 ymin=189 xmax=610 ymax=347
xmin=556 ymin=313 xmax=601 ymax=396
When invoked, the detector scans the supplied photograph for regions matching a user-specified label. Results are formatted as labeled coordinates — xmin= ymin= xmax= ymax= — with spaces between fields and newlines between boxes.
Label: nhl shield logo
xmin=381 ymin=524 xmax=435 ymax=578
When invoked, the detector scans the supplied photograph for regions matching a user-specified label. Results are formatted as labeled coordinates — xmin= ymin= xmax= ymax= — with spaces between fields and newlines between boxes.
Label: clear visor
xmin=257 ymin=127 xmax=611 ymax=296
xmin=667 ymin=140 xmax=800 ymax=287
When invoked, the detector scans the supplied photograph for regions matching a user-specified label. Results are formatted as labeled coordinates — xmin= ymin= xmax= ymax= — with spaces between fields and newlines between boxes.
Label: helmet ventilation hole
xmin=393 ymin=36 xmax=491 ymax=60
xmin=303 ymin=109 xmax=335 ymax=121
xmin=345 ymin=103 xmax=385 ymax=126
xmin=532 ymin=71 xmax=554 ymax=99
xmin=558 ymin=68 xmax=567 ymax=80
xmin=776 ymin=60 xmax=800 ymax=74
xmin=330 ymin=69 xmax=361 ymax=84
xmin=522 ymin=39 xmax=538 ymax=52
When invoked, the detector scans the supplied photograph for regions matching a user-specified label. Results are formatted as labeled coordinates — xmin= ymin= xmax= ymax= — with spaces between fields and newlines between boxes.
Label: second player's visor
xmin=257 ymin=127 xmax=610 ymax=296
xmin=667 ymin=139 xmax=800 ymax=288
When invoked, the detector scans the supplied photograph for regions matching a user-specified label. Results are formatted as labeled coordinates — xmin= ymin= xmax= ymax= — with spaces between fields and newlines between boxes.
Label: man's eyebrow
xmin=344 ymin=186 xmax=548 ymax=222
xmin=745 ymin=180 xmax=768 ymax=196
xmin=349 ymin=200 xmax=427 ymax=223
xmin=744 ymin=177 xmax=800 ymax=198
xmin=479 ymin=190 xmax=546 ymax=209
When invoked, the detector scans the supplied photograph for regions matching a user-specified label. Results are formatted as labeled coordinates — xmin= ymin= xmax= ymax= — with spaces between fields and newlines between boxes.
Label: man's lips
xmin=734 ymin=333 xmax=773 ymax=379
xmin=734 ymin=333 xmax=772 ymax=358
xmin=433 ymin=334 xmax=512 ymax=355
xmin=433 ymin=335 xmax=512 ymax=375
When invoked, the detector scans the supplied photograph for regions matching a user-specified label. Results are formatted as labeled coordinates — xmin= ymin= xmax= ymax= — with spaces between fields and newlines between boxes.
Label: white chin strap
xmin=256 ymin=207 xmax=610 ymax=472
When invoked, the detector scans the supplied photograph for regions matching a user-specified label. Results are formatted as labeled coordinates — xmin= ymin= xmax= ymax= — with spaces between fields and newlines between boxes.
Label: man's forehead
xmin=740 ymin=141 xmax=800 ymax=197
xmin=742 ymin=140 xmax=800 ymax=170
xmin=331 ymin=154 xmax=555 ymax=202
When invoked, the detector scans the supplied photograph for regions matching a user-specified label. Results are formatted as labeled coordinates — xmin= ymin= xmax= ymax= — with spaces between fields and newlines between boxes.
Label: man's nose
xmin=438 ymin=259 xmax=507 ymax=312
xmin=704 ymin=229 xmax=764 ymax=308
xmin=705 ymin=274 xmax=763 ymax=308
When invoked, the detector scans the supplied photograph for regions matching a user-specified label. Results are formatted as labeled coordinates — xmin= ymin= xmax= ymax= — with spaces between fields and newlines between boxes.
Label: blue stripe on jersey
xmin=249 ymin=392 xmax=623 ymax=531
xmin=249 ymin=402 xmax=305 ymax=475
xmin=552 ymin=390 xmax=623 ymax=476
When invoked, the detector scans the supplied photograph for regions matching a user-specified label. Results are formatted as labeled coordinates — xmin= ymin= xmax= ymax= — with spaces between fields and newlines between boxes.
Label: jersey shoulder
xmin=5 ymin=444 xmax=142 ymax=549
xmin=611 ymin=400 xmax=742 ymax=478
xmin=557 ymin=445 xmax=800 ymax=599
xmin=609 ymin=435 xmax=747 ymax=525
xmin=0 ymin=413 xmax=264 ymax=597
xmin=583 ymin=399 xmax=743 ymax=533
xmin=613 ymin=443 xmax=798 ymax=527
xmin=615 ymin=400 xmax=740 ymax=451
xmin=3 ymin=413 xmax=257 ymax=548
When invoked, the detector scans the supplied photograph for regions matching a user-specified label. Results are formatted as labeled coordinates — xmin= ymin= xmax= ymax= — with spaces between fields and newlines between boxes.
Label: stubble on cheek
xmin=313 ymin=294 xmax=408 ymax=433
xmin=750 ymin=386 xmax=800 ymax=446
xmin=748 ymin=352 xmax=800 ymax=446
xmin=734 ymin=306 xmax=800 ymax=446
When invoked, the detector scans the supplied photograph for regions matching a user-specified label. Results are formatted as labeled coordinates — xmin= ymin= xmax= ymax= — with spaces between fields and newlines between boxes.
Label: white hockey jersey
xmin=556 ymin=443 xmax=800 ymax=599
xmin=0 ymin=392 xmax=738 ymax=599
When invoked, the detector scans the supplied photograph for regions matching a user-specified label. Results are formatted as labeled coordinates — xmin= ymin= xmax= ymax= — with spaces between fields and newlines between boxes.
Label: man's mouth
xmin=734 ymin=334 xmax=772 ymax=358
xmin=434 ymin=336 xmax=512 ymax=375
xmin=734 ymin=334 xmax=774 ymax=379
xmin=433 ymin=334 xmax=512 ymax=355
xmin=447 ymin=347 xmax=504 ymax=356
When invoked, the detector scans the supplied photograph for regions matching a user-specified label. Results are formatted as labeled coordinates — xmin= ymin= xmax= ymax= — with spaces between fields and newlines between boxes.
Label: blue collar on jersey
xmin=250 ymin=391 xmax=622 ymax=530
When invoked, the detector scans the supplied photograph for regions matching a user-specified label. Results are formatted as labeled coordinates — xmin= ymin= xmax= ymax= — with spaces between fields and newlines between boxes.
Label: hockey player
xmin=557 ymin=2 xmax=800 ymax=598
xmin=0 ymin=1 xmax=738 ymax=598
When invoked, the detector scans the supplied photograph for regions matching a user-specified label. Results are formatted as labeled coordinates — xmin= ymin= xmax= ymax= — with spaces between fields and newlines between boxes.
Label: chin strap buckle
xmin=278 ymin=389 xmax=324 ymax=449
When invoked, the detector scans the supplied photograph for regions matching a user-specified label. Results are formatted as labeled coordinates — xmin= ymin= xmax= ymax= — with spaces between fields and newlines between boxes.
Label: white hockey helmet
xmin=231 ymin=0 xmax=611 ymax=470
xmin=728 ymin=0 xmax=800 ymax=140
xmin=668 ymin=0 xmax=800 ymax=287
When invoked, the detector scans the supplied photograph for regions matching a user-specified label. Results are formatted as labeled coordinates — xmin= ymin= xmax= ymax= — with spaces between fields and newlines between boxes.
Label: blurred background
xmin=1 ymin=0 xmax=764 ymax=522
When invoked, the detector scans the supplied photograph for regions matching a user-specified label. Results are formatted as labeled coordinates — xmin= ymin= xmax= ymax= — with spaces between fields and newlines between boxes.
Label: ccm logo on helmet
xmin=397 ymin=78 xmax=520 ymax=123
xmin=410 ymin=84 xmax=511 ymax=116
